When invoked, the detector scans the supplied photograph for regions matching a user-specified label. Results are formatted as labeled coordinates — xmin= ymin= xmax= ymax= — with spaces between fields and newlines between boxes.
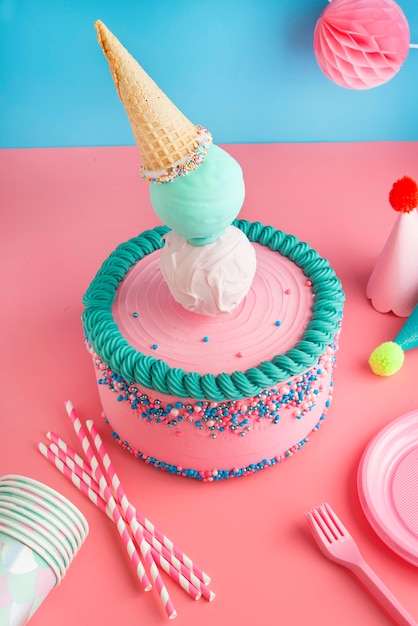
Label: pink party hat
xmin=369 ymin=302 xmax=418 ymax=375
xmin=367 ymin=176 xmax=418 ymax=317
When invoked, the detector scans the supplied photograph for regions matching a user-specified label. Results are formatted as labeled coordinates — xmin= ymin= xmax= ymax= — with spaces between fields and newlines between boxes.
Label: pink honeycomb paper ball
xmin=314 ymin=0 xmax=410 ymax=89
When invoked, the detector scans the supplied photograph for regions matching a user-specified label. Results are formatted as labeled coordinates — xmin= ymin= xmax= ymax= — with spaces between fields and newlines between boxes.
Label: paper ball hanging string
xmin=313 ymin=0 xmax=416 ymax=89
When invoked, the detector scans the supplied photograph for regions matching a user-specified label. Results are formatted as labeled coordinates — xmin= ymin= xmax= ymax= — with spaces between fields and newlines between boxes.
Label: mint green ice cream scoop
xmin=150 ymin=144 xmax=245 ymax=246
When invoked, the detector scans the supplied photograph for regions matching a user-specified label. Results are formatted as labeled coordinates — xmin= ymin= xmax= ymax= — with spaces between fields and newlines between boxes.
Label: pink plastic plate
xmin=358 ymin=409 xmax=418 ymax=567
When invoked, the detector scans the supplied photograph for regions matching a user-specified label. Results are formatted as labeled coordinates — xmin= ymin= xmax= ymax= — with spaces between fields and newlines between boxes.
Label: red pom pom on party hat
xmin=367 ymin=175 xmax=418 ymax=317
xmin=389 ymin=176 xmax=418 ymax=213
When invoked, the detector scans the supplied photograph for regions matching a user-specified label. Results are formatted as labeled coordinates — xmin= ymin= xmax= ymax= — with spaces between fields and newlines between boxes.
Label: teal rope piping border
xmin=82 ymin=220 xmax=344 ymax=401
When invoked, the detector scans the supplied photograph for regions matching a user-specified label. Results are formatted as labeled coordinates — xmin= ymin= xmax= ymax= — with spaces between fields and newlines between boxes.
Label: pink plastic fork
xmin=305 ymin=503 xmax=417 ymax=626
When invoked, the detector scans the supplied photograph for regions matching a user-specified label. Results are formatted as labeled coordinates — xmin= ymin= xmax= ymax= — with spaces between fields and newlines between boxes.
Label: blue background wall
xmin=1 ymin=0 xmax=417 ymax=148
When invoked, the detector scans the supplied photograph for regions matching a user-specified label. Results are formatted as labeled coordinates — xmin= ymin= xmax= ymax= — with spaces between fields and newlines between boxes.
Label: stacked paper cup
xmin=0 ymin=475 xmax=88 ymax=626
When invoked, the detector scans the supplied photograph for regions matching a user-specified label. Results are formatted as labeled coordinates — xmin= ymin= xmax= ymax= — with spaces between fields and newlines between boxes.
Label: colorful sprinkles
xmin=104 ymin=395 xmax=332 ymax=481
xmin=88 ymin=341 xmax=337 ymax=439
xmin=140 ymin=126 xmax=213 ymax=184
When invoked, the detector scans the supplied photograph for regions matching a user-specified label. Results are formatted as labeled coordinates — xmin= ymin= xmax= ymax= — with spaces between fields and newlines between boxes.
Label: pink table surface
xmin=1 ymin=142 xmax=418 ymax=626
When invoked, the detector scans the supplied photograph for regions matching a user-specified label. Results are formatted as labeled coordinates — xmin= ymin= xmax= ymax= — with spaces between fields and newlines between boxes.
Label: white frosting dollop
xmin=160 ymin=225 xmax=257 ymax=316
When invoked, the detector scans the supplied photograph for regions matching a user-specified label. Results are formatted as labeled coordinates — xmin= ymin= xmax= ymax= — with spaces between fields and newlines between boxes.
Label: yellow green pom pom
xmin=369 ymin=341 xmax=404 ymax=376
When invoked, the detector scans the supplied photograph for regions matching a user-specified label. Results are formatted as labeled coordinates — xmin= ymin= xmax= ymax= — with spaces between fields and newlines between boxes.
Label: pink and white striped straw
xmin=65 ymin=402 xmax=177 ymax=620
xmin=38 ymin=441 xmax=151 ymax=591
xmin=47 ymin=440 xmax=100 ymax=498
xmin=42 ymin=402 xmax=213 ymax=600
xmin=148 ymin=545 xmax=203 ymax=601
xmin=45 ymin=432 xmax=212 ymax=595
xmin=43 ymin=438 xmax=215 ymax=601
xmin=38 ymin=442 xmax=202 ymax=600
xmin=134 ymin=509 xmax=211 ymax=586
xmin=39 ymin=442 xmax=107 ymax=517
xmin=87 ymin=420 xmax=215 ymax=602
xmin=43 ymin=438 xmax=214 ymax=602
xmin=82 ymin=417 xmax=177 ymax=619
xmin=80 ymin=417 xmax=210 ymax=586
xmin=86 ymin=419 xmax=216 ymax=601
xmin=51 ymin=421 xmax=210 ymax=586
xmin=64 ymin=402 xmax=153 ymax=595
xmin=133 ymin=512 xmax=211 ymax=587
xmin=47 ymin=431 xmax=93 ymax=478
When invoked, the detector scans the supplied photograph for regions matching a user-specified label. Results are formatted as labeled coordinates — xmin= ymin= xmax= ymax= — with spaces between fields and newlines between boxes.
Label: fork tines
xmin=306 ymin=502 xmax=346 ymax=543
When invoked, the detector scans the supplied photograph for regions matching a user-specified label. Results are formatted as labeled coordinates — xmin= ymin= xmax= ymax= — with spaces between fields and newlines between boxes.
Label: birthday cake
xmin=82 ymin=21 xmax=345 ymax=481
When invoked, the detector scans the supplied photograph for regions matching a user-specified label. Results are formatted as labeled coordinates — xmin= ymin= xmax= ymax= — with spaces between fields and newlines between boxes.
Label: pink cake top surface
xmin=112 ymin=243 xmax=313 ymax=376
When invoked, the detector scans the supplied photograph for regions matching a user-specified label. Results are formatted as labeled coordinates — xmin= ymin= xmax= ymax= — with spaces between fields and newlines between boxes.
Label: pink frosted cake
xmin=83 ymin=22 xmax=344 ymax=480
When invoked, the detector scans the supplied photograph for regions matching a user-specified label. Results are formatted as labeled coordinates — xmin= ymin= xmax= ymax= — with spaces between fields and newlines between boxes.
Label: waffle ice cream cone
xmin=95 ymin=20 xmax=202 ymax=172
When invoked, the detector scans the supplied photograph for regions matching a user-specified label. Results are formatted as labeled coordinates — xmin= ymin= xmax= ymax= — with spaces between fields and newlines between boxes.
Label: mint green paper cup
xmin=0 ymin=486 xmax=85 ymax=550
xmin=0 ymin=532 xmax=57 ymax=626
xmin=0 ymin=507 xmax=72 ymax=576
xmin=0 ymin=476 xmax=88 ymax=626
xmin=0 ymin=476 xmax=88 ymax=538
xmin=0 ymin=494 xmax=79 ymax=555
